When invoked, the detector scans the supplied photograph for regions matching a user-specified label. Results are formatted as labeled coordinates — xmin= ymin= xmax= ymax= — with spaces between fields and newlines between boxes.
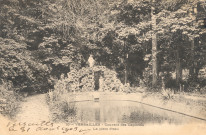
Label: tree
xmin=151 ymin=0 xmax=158 ymax=87
xmin=1 ymin=0 xmax=205 ymax=93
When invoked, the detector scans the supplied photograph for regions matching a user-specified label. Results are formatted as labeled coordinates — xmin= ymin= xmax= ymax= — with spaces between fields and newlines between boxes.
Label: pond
xmin=66 ymin=100 xmax=204 ymax=125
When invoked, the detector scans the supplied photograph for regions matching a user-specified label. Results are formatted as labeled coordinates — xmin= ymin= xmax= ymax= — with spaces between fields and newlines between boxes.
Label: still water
xmin=66 ymin=100 xmax=204 ymax=125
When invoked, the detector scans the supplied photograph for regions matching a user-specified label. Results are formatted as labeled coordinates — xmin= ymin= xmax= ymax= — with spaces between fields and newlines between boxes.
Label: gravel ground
xmin=15 ymin=94 xmax=50 ymax=123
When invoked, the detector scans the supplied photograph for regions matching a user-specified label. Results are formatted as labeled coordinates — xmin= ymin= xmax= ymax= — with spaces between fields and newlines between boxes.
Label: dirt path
xmin=16 ymin=94 xmax=50 ymax=123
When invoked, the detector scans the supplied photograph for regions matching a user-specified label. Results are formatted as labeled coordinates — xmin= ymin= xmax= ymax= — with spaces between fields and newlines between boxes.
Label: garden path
xmin=16 ymin=94 xmax=50 ymax=123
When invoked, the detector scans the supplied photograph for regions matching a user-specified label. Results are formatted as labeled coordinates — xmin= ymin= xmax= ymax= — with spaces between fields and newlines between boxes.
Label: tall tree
xmin=151 ymin=0 xmax=158 ymax=87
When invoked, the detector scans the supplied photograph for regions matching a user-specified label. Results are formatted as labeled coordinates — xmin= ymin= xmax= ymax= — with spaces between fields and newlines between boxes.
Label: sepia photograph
xmin=0 ymin=0 xmax=206 ymax=135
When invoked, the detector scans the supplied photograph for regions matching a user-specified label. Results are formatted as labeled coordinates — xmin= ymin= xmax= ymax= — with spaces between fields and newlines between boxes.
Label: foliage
xmin=0 ymin=0 xmax=206 ymax=94
xmin=142 ymin=61 xmax=153 ymax=88
xmin=0 ymin=81 xmax=22 ymax=119
xmin=49 ymin=100 xmax=76 ymax=122
xmin=0 ymin=37 xmax=49 ymax=92
xmin=161 ymin=88 xmax=175 ymax=100
xmin=52 ymin=66 xmax=125 ymax=93
xmin=46 ymin=89 xmax=76 ymax=122
xmin=46 ymin=82 xmax=76 ymax=122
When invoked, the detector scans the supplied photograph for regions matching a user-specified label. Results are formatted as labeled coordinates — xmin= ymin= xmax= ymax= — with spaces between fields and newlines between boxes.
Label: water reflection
xmin=67 ymin=100 xmax=201 ymax=125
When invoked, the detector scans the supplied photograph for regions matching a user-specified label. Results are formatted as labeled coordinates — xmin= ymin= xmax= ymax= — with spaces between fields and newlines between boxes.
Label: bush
xmin=200 ymin=86 xmax=206 ymax=94
xmin=50 ymin=100 xmax=76 ymax=122
xmin=52 ymin=66 xmax=125 ymax=93
xmin=161 ymin=88 xmax=174 ymax=100
xmin=0 ymin=81 xmax=21 ymax=119
xmin=142 ymin=66 xmax=152 ymax=88
xmin=46 ymin=89 xmax=77 ymax=123
xmin=46 ymin=82 xmax=76 ymax=123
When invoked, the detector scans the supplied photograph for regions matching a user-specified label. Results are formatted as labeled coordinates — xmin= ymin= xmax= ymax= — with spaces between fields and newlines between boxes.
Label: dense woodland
xmin=0 ymin=0 xmax=206 ymax=94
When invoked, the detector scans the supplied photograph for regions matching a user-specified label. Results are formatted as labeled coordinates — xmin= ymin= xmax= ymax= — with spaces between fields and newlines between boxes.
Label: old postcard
xmin=0 ymin=0 xmax=206 ymax=135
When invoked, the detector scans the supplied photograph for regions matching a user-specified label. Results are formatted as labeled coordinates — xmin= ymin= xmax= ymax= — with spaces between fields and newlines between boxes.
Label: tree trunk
xmin=176 ymin=46 xmax=182 ymax=92
xmin=194 ymin=67 xmax=200 ymax=80
xmin=189 ymin=4 xmax=197 ymax=81
xmin=124 ymin=58 xmax=127 ymax=84
xmin=124 ymin=40 xmax=128 ymax=85
xmin=189 ymin=38 xmax=195 ymax=79
xmin=151 ymin=0 xmax=158 ymax=88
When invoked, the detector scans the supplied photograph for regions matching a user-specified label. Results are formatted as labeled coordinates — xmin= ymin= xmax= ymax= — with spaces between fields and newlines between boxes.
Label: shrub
xmin=50 ymin=100 xmax=76 ymax=122
xmin=161 ymin=88 xmax=174 ymax=100
xmin=142 ymin=60 xmax=153 ymax=88
xmin=52 ymin=66 xmax=125 ymax=93
xmin=200 ymin=86 xmax=206 ymax=94
xmin=46 ymin=82 xmax=76 ymax=123
xmin=46 ymin=90 xmax=77 ymax=123
xmin=0 ymin=81 xmax=21 ymax=119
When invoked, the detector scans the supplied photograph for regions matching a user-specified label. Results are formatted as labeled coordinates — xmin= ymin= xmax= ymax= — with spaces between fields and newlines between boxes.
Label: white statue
xmin=88 ymin=54 xmax=95 ymax=67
